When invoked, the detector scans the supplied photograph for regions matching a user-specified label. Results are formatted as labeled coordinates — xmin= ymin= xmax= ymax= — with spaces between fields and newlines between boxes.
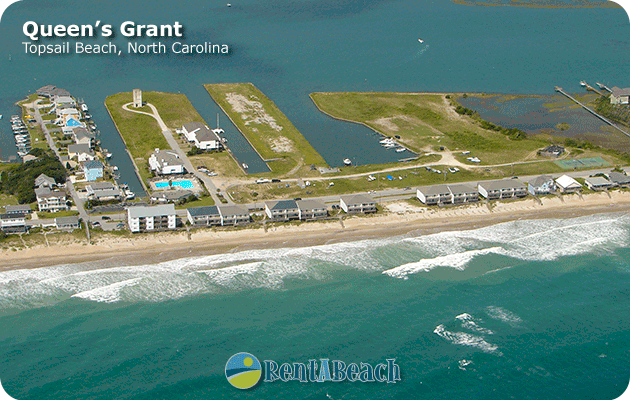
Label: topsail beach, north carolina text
xmin=22 ymin=41 xmax=230 ymax=56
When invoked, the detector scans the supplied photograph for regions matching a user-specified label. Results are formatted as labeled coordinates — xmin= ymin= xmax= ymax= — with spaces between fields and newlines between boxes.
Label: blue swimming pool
xmin=154 ymin=180 xmax=194 ymax=189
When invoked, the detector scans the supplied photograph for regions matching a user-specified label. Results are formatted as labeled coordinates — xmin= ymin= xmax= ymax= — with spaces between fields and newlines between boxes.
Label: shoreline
xmin=2 ymin=191 xmax=630 ymax=272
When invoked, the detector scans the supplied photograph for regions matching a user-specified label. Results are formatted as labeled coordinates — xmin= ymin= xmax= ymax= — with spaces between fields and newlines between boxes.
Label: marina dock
xmin=554 ymin=86 xmax=630 ymax=139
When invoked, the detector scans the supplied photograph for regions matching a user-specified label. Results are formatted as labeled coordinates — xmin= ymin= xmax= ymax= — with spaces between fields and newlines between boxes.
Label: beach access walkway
xmin=122 ymin=103 xmax=228 ymax=205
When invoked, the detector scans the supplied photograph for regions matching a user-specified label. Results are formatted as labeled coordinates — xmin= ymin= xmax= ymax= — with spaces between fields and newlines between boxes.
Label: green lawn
xmin=142 ymin=91 xmax=206 ymax=130
xmin=176 ymin=195 xmax=215 ymax=209
xmin=37 ymin=210 xmax=80 ymax=219
xmin=105 ymin=92 xmax=171 ymax=184
xmin=205 ymin=83 xmax=328 ymax=177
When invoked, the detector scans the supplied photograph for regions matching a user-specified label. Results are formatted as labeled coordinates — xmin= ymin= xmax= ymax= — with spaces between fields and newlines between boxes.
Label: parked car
xmin=101 ymin=216 xmax=111 ymax=220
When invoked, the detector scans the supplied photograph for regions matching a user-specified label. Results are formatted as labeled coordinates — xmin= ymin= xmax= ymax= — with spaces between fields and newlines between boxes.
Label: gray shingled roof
xmin=528 ymin=175 xmax=554 ymax=187
xmin=448 ymin=183 xmax=478 ymax=195
xmin=55 ymin=216 xmax=80 ymax=225
xmin=218 ymin=205 xmax=249 ymax=217
xmin=266 ymin=200 xmax=298 ymax=211
xmin=479 ymin=180 xmax=526 ymax=191
xmin=417 ymin=185 xmax=451 ymax=196
xmin=187 ymin=206 xmax=219 ymax=217
xmin=608 ymin=171 xmax=630 ymax=184
xmin=127 ymin=204 xmax=176 ymax=219
xmin=5 ymin=205 xmax=31 ymax=213
xmin=296 ymin=199 xmax=326 ymax=211
xmin=340 ymin=194 xmax=375 ymax=205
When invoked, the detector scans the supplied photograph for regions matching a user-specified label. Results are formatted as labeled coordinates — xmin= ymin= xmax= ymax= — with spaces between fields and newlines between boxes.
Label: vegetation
xmin=205 ymin=83 xmax=328 ymax=177
xmin=593 ymin=96 xmax=630 ymax=127
xmin=0 ymin=148 xmax=66 ymax=204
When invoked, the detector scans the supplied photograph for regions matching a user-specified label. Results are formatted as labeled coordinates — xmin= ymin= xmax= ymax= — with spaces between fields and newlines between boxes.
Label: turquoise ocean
xmin=0 ymin=0 xmax=629 ymax=399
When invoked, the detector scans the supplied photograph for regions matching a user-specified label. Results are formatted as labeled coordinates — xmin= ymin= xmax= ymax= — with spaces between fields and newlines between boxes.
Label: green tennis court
xmin=555 ymin=157 xmax=611 ymax=169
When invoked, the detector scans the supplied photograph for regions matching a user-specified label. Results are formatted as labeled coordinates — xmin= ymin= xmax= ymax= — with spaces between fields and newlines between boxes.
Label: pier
xmin=554 ymin=86 xmax=630 ymax=138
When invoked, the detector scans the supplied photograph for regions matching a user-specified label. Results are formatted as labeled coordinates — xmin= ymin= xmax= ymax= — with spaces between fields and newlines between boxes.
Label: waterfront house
xmin=53 ymin=96 xmax=76 ymax=108
xmin=555 ymin=175 xmax=582 ymax=193
xmin=72 ymin=127 xmax=94 ymax=146
xmin=5 ymin=204 xmax=32 ymax=215
xmin=127 ymin=204 xmax=177 ymax=233
xmin=528 ymin=175 xmax=557 ymax=196
xmin=478 ymin=180 xmax=528 ymax=200
xmin=187 ymin=206 xmax=222 ymax=226
xmin=219 ymin=205 xmax=250 ymax=226
xmin=83 ymin=160 xmax=104 ymax=182
xmin=36 ymin=85 xmax=56 ymax=97
xmin=181 ymin=123 xmax=222 ymax=150
xmin=55 ymin=216 xmax=80 ymax=230
xmin=584 ymin=176 xmax=613 ymax=191
xmin=0 ymin=213 xmax=27 ymax=234
xmin=35 ymin=173 xmax=57 ymax=189
xmin=265 ymin=200 xmax=300 ymax=221
xmin=448 ymin=183 xmax=479 ymax=204
xmin=68 ymin=144 xmax=96 ymax=162
xmin=86 ymin=182 xmax=121 ymax=201
xmin=610 ymin=87 xmax=630 ymax=105
xmin=56 ymin=107 xmax=80 ymax=118
xmin=340 ymin=194 xmax=377 ymax=214
xmin=49 ymin=88 xmax=71 ymax=98
xmin=538 ymin=145 xmax=565 ymax=158
xmin=61 ymin=115 xmax=85 ymax=136
xmin=297 ymin=199 xmax=328 ymax=220
xmin=35 ymin=187 xmax=68 ymax=212
xmin=416 ymin=185 xmax=452 ymax=205
xmin=150 ymin=190 xmax=193 ymax=203
xmin=607 ymin=171 xmax=630 ymax=188
xmin=148 ymin=149 xmax=185 ymax=175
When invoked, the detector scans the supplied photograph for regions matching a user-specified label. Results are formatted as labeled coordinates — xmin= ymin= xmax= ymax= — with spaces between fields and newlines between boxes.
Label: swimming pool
xmin=154 ymin=180 xmax=194 ymax=189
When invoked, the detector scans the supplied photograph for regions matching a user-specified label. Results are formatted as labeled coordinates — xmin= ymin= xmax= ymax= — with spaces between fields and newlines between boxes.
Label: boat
xmin=343 ymin=158 xmax=352 ymax=166
xmin=383 ymin=143 xmax=396 ymax=148
xmin=81 ymin=104 xmax=88 ymax=112
xmin=580 ymin=81 xmax=587 ymax=87
xmin=106 ymin=153 xmax=113 ymax=158
xmin=418 ymin=38 xmax=424 ymax=43
xmin=0 ymin=115 xmax=2 ymax=120
xmin=125 ymin=191 xmax=135 ymax=200
xmin=396 ymin=147 xmax=406 ymax=153
xmin=379 ymin=138 xmax=394 ymax=144
xmin=112 ymin=166 xmax=119 ymax=171
xmin=242 ymin=163 xmax=249 ymax=169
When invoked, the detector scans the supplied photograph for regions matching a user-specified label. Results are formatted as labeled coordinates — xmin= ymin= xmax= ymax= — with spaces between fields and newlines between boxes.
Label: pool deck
xmin=149 ymin=177 xmax=204 ymax=193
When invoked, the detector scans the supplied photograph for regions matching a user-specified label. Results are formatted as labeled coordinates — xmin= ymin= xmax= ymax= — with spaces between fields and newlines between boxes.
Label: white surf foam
xmin=71 ymin=278 xmax=142 ymax=303
xmin=433 ymin=324 xmax=502 ymax=355
xmin=455 ymin=313 xmax=494 ymax=335
xmin=485 ymin=306 xmax=523 ymax=327
xmin=382 ymin=247 xmax=508 ymax=279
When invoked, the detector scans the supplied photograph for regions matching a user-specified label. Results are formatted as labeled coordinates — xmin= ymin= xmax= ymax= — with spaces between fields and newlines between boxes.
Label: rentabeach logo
xmin=225 ymin=353 xmax=401 ymax=390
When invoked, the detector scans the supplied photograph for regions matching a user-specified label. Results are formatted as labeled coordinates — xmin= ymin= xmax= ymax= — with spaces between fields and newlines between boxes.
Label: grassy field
xmin=310 ymin=92 xmax=556 ymax=165
xmin=105 ymin=92 xmax=171 ymax=184
xmin=205 ymin=83 xmax=328 ymax=177
xmin=142 ymin=92 xmax=206 ymax=130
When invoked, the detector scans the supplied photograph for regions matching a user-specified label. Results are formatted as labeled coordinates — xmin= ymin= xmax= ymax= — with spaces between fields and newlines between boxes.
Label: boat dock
xmin=596 ymin=82 xmax=613 ymax=93
xmin=554 ymin=86 xmax=630 ymax=138
xmin=580 ymin=81 xmax=603 ymax=96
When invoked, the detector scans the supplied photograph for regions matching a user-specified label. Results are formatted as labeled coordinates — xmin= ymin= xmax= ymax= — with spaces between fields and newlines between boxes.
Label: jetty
xmin=554 ymin=86 xmax=630 ymax=138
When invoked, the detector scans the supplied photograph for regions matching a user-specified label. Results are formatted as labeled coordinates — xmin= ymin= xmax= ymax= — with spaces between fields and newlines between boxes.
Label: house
xmin=67 ymin=144 xmax=96 ymax=162
xmin=35 ymin=187 xmax=68 ymax=212
xmin=187 ymin=206 xmax=222 ymax=226
xmin=607 ymin=171 xmax=630 ymax=188
xmin=528 ymin=175 xmax=556 ymax=196
xmin=265 ymin=200 xmax=300 ymax=221
xmin=56 ymin=107 xmax=80 ymax=118
xmin=35 ymin=173 xmax=57 ymax=189
xmin=0 ymin=213 xmax=27 ymax=233
xmin=297 ymin=199 xmax=328 ymax=220
xmin=150 ymin=189 xmax=193 ymax=203
xmin=53 ymin=95 xmax=76 ymax=107
xmin=218 ymin=205 xmax=250 ymax=226
xmin=448 ymin=183 xmax=479 ymax=204
xmin=127 ymin=204 xmax=177 ymax=233
xmin=584 ymin=176 xmax=613 ymax=191
xmin=86 ymin=182 xmax=121 ymax=201
xmin=83 ymin=160 xmax=104 ymax=181
xmin=610 ymin=87 xmax=630 ymax=105
xmin=538 ymin=145 xmax=565 ymax=158
xmin=72 ymin=127 xmax=94 ymax=146
xmin=36 ymin=85 xmax=56 ymax=97
xmin=340 ymin=194 xmax=377 ymax=214
xmin=148 ymin=149 xmax=185 ymax=175
xmin=49 ymin=88 xmax=71 ymax=98
xmin=55 ymin=216 xmax=80 ymax=230
xmin=5 ymin=204 xmax=32 ymax=215
xmin=181 ymin=123 xmax=222 ymax=150
xmin=555 ymin=175 xmax=582 ymax=193
xmin=478 ymin=180 xmax=528 ymax=200
xmin=416 ymin=185 xmax=452 ymax=205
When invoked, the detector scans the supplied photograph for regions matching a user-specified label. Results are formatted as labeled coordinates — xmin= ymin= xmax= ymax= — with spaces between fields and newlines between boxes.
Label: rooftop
xmin=55 ymin=216 xmax=80 ymax=225
xmin=296 ymin=199 xmax=327 ymax=210
xmin=218 ymin=205 xmax=250 ymax=217
xmin=340 ymin=194 xmax=375 ymax=205
xmin=479 ymin=179 xmax=526 ymax=191
xmin=187 ymin=206 xmax=219 ymax=217
xmin=417 ymin=184 xmax=451 ymax=196
xmin=266 ymin=200 xmax=298 ymax=211
xmin=127 ymin=204 xmax=176 ymax=219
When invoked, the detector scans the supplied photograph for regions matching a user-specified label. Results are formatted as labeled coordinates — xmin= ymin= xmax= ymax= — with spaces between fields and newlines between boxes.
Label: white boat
xmin=81 ymin=104 xmax=89 ymax=112
xmin=379 ymin=138 xmax=394 ymax=144
xmin=112 ymin=166 xmax=119 ymax=171
xmin=0 ymin=115 xmax=3 ymax=120
xmin=396 ymin=147 xmax=406 ymax=153
xmin=418 ymin=38 xmax=424 ymax=43
xmin=343 ymin=158 xmax=352 ymax=166
xmin=125 ymin=190 xmax=135 ymax=200
xmin=580 ymin=81 xmax=587 ymax=87
xmin=242 ymin=163 xmax=249 ymax=169
xmin=106 ymin=153 xmax=113 ymax=158
xmin=383 ymin=143 xmax=396 ymax=148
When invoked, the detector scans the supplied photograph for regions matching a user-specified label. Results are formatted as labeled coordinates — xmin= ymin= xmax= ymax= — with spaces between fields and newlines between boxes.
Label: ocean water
xmin=1 ymin=0 xmax=629 ymax=398
xmin=0 ymin=212 xmax=629 ymax=399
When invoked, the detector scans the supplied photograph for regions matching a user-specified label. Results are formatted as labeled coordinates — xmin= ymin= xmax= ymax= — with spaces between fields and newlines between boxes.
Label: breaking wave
xmin=0 ymin=212 xmax=628 ymax=308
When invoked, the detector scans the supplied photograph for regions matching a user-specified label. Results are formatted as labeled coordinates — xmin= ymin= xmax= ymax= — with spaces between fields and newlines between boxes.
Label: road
xmin=122 ymin=103 xmax=228 ymax=204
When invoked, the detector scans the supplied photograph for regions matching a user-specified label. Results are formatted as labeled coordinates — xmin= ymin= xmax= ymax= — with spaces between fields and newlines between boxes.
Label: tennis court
xmin=555 ymin=157 xmax=611 ymax=169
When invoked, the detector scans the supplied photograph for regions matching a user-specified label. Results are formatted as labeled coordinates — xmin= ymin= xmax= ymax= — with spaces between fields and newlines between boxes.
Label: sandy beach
xmin=2 ymin=191 xmax=630 ymax=272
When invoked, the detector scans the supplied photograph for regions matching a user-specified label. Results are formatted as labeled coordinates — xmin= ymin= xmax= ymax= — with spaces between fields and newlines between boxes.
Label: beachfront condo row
xmin=127 ymin=204 xmax=177 ymax=233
